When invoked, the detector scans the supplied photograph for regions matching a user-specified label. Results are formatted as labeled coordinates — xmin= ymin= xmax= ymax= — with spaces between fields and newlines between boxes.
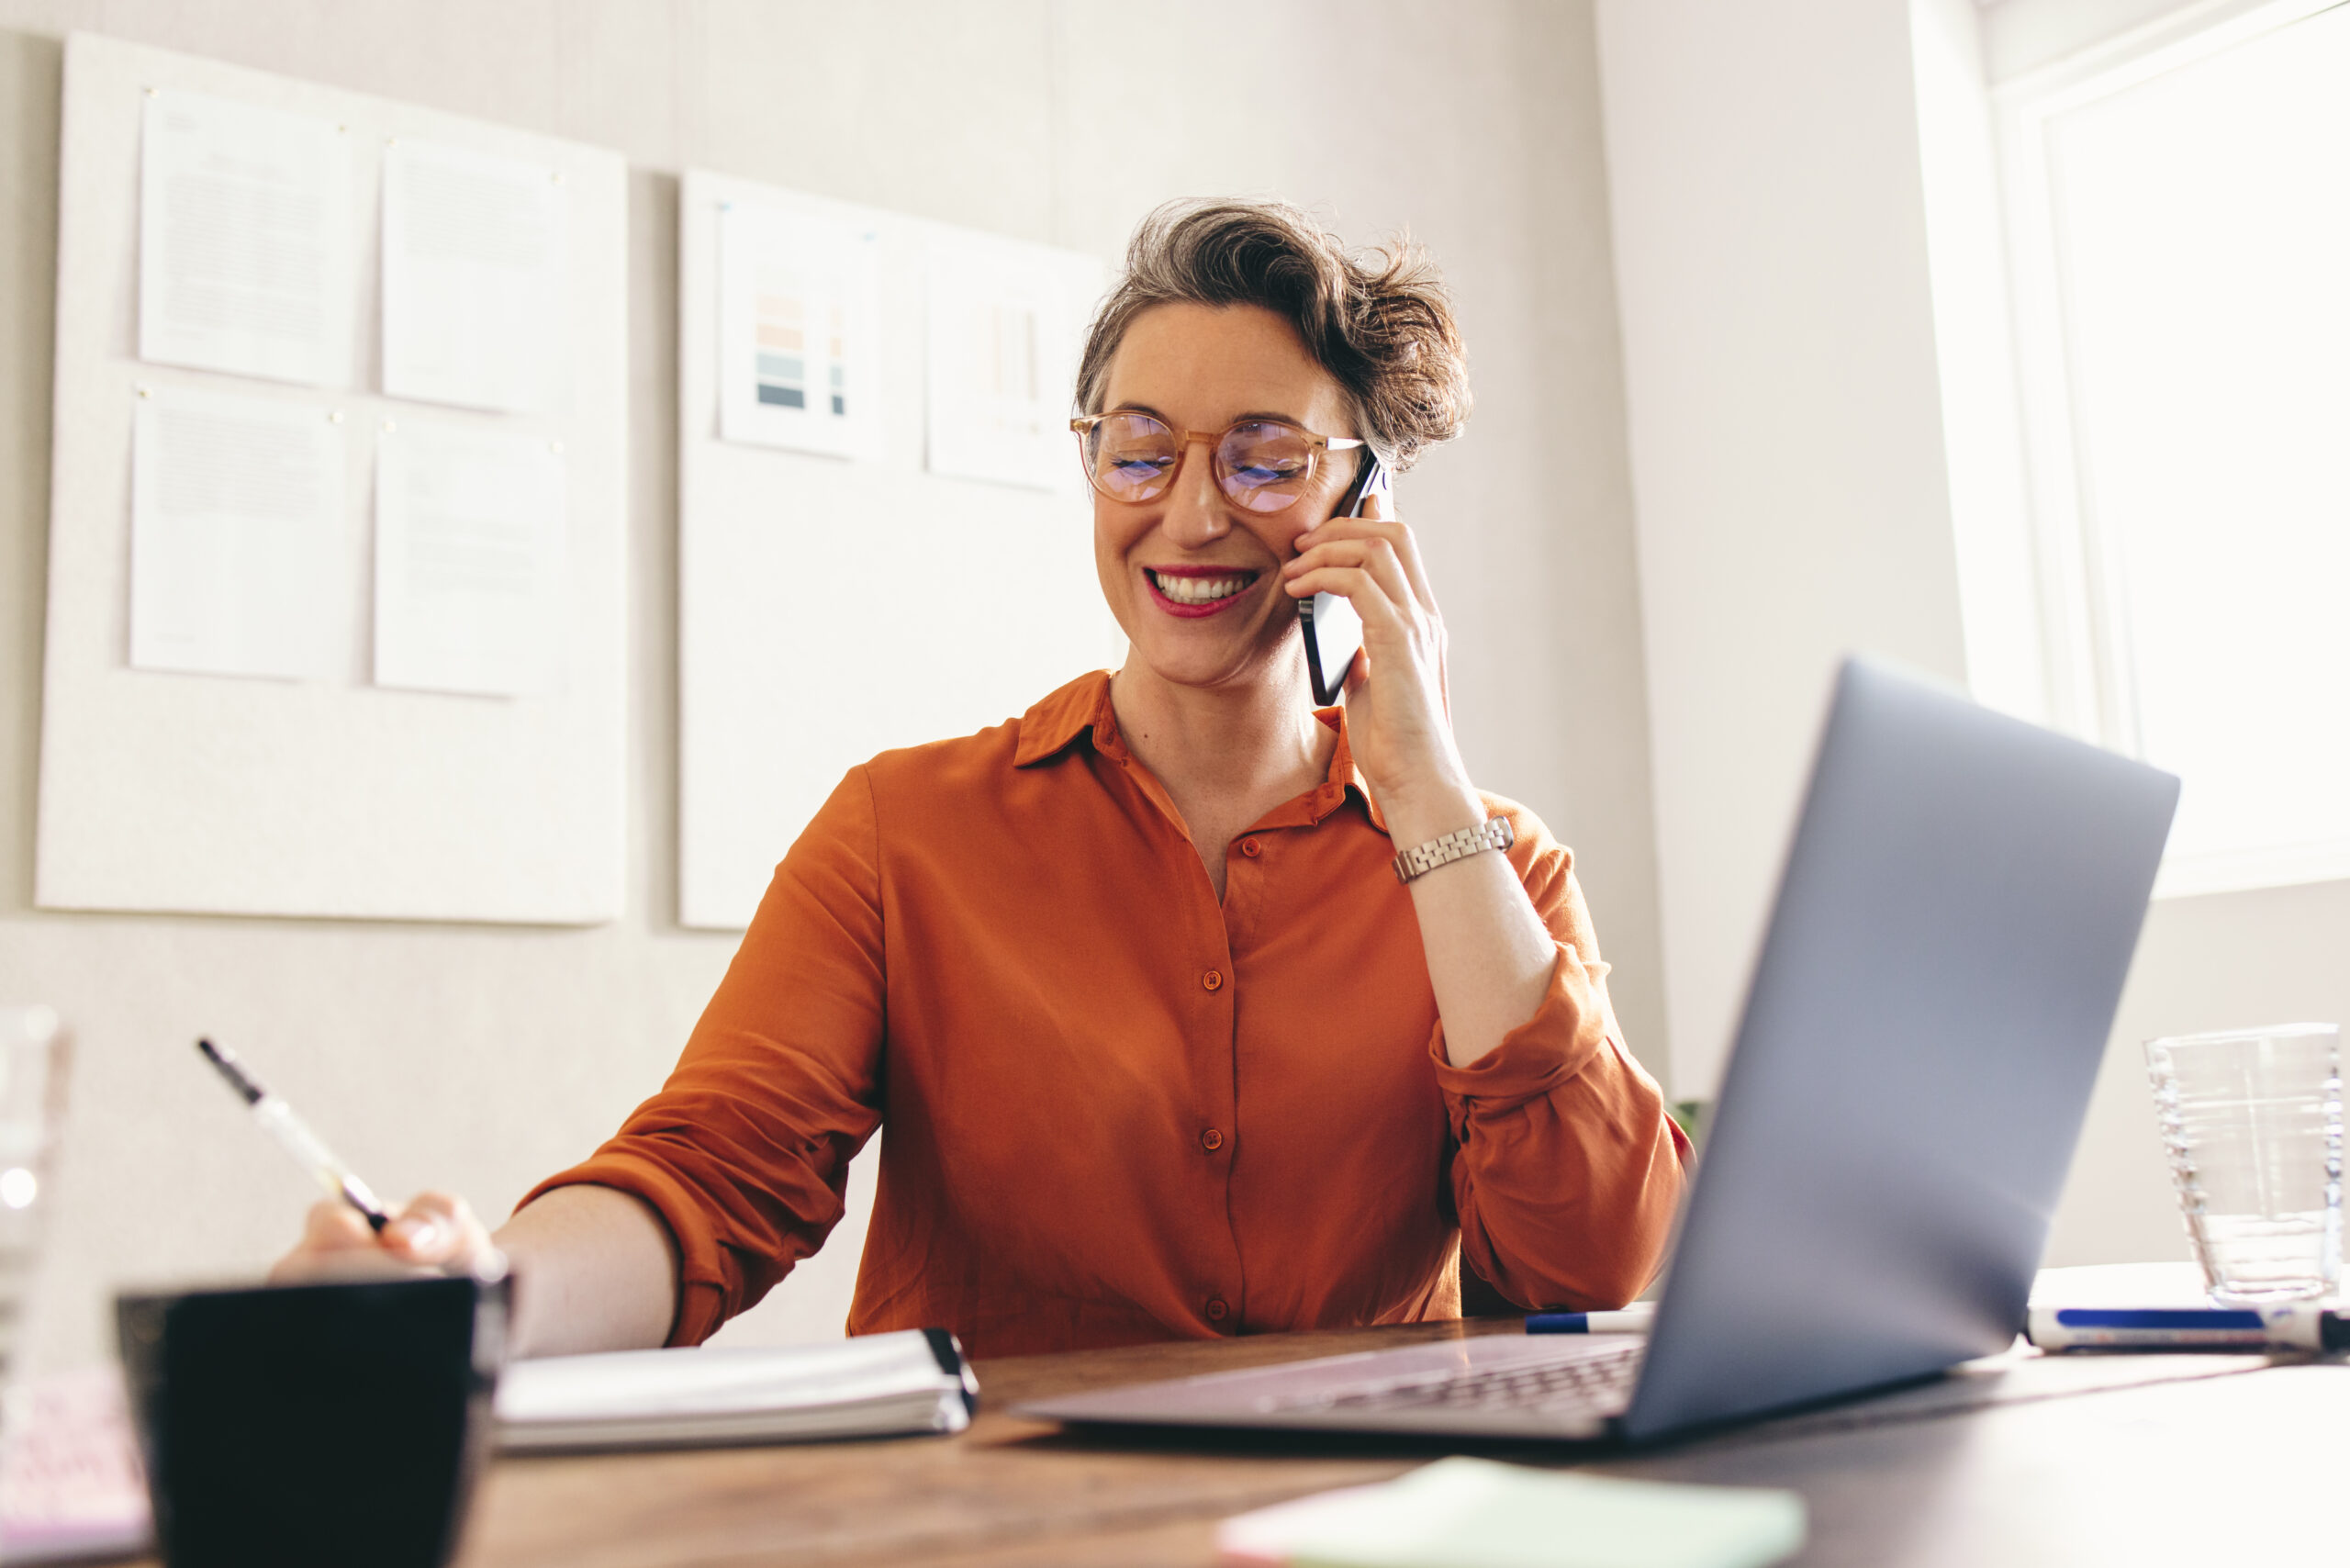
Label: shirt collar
xmin=1013 ymin=670 xmax=1123 ymax=767
xmin=1013 ymin=670 xmax=1387 ymax=836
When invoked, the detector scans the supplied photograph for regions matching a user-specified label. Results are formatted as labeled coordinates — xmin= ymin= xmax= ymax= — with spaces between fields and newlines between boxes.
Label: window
xmin=1995 ymin=0 xmax=2350 ymax=896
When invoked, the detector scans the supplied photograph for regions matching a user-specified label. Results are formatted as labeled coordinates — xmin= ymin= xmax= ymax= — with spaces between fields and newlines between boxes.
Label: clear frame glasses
xmin=1070 ymin=412 xmax=1364 ymax=514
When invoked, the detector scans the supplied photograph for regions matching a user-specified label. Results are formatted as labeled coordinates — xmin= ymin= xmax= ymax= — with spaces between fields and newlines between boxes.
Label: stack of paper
xmin=496 ymin=1328 xmax=978 ymax=1452
xmin=1216 ymin=1458 xmax=1805 ymax=1568
xmin=0 ymin=1369 xmax=154 ymax=1565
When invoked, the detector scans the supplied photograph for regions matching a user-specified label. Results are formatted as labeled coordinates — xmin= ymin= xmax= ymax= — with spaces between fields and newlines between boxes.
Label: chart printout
xmin=925 ymin=234 xmax=1098 ymax=492
xmin=716 ymin=202 xmax=883 ymax=461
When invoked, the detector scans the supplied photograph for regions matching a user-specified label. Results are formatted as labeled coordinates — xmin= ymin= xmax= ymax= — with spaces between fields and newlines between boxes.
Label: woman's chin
xmin=1123 ymin=631 xmax=1295 ymax=696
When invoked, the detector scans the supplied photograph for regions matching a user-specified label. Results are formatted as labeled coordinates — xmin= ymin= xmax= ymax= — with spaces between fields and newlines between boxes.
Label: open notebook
xmin=495 ymin=1328 xmax=979 ymax=1451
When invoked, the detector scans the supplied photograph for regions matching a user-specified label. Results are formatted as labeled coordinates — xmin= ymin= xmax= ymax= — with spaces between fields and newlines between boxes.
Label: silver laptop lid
xmin=1620 ymin=657 xmax=2178 ymax=1440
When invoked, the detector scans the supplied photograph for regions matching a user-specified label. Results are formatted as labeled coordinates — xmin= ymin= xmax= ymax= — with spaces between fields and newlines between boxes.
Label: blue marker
xmin=2024 ymin=1304 xmax=2350 ymax=1352
xmin=1527 ymin=1304 xmax=1655 ymax=1335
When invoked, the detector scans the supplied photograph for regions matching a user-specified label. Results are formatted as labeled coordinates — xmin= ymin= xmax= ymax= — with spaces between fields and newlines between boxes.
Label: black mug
xmin=117 ymin=1274 xmax=509 ymax=1568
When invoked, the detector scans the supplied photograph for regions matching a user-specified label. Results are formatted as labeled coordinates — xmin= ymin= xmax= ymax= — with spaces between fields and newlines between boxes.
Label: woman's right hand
xmin=269 ymin=1191 xmax=503 ymax=1284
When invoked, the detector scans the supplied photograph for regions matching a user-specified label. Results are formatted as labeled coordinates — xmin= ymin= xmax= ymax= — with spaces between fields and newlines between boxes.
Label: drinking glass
xmin=2144 ymin=1023 xmax=2343 ymax=1304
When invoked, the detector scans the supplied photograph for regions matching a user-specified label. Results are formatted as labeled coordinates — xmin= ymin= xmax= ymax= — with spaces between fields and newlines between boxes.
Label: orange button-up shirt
xmin=532 ymin=671 xmax=1689 ymax=1358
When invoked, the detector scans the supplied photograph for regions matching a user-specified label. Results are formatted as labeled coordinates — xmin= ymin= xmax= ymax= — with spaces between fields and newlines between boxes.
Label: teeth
xmin=1155 ymin=572 xmax=1248 ymax=604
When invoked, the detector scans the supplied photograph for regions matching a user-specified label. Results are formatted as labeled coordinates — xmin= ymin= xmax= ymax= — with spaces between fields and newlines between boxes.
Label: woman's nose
xmin=1158 ymin=442 xmax=1232 ymax=549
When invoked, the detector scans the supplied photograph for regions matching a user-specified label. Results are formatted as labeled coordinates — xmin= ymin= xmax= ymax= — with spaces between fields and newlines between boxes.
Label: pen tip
xmin=195 ymin=1037 xmax=264 ymax=1104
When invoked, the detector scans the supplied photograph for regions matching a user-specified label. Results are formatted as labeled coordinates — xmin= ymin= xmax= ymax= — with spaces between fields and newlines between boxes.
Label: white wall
xmin=1594 ymin=0 xmax=2350 ymax=1270
xmin=1976 ymin=0 xmax=2239 ymax=80
xmin=0 ymin=0 xmax=1664 ymax=1370
xmin=1971 ymin=0 xmax=2350 ymax=1263
xmin=1594 ymin=0 xmax=1974 ymax=1101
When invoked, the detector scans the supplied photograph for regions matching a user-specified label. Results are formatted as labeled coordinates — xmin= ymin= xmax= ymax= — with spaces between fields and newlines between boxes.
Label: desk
xmin=444 ymin=1316 xmax=2350 ymax=1568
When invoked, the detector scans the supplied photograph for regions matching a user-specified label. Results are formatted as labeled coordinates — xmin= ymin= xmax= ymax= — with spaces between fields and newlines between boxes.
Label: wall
xmin=0 ymin=0 xmax=1663 ymax=1371
xmin=1593 ymin=0 xmax=2350 ymax=1269
xmin=1975 ymin=0 xmax=2254 ymax=80
xmin=1968 ymin=0 xmax=2350 ymax=1263
xmin=1594 ymin=0 xmax=1975 ymax=1102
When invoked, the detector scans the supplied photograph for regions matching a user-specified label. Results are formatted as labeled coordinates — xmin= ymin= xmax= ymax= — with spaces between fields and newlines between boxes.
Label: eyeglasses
xmin=1069 ymin=412 xmax=1364 ymax=514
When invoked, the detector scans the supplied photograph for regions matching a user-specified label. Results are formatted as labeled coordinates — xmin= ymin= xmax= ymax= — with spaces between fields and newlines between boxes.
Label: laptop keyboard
xmin=1258 ymin=1338 xmax=1644 ymax=1417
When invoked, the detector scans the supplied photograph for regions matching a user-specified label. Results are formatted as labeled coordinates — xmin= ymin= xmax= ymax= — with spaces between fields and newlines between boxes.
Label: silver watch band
xmin=1391 ymin=814 xmax=1516 ymax=884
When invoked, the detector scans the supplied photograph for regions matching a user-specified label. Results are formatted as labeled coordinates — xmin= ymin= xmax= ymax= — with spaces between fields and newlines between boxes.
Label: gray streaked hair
xmin=1074 ymin=198 xmax=1472 ymax=472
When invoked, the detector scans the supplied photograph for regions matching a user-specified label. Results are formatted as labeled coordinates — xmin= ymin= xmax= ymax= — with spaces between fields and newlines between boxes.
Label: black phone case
xmin=1298 ymin=454 xmax=1383 ymax=705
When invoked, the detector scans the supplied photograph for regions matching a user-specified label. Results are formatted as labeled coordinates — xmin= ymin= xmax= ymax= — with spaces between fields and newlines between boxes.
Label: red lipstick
xmin=1144 ymin=566 xmax=1260 ymax=619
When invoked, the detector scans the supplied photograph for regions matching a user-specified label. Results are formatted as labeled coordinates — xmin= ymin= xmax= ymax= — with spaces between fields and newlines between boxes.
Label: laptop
xmin=1015 ymin=656 xmax=2180 ymax=1444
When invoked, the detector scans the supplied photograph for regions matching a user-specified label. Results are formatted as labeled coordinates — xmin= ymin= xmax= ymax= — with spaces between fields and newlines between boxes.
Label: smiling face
xmin=1090 ymin=302 xmax=1364 ymax=700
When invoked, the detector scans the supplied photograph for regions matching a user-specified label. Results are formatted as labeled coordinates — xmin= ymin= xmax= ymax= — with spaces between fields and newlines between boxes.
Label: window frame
xmin=1986 ymin=0 xmax=2350 ymax=898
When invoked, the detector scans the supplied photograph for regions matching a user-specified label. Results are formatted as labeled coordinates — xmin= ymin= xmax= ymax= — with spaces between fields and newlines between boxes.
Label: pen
xmin=196 ymin=1037 xmax=390 ymax=1233
xmin=2025 ymin=1305 xmax=2350 ymax=1352
xmin=1527 ymin=1304 xmax=1656 ymax=1335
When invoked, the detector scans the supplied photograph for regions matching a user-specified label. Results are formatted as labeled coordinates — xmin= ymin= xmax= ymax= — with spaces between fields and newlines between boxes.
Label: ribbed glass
xmin=2145 ymin=1023 xmax=2343 ymax=1305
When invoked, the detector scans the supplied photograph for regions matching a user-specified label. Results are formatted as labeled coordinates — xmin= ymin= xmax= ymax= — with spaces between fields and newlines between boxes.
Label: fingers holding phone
xmin=1292 ymin=456 xmax=1384 ymax=704
xmin=1281 ymin=485 xmax=1466 ymax=810
xmin=1295 ymin=502 xmax=1428 ymax=623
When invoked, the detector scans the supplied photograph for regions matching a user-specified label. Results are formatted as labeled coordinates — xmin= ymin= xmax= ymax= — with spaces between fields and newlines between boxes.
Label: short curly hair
xmin=1074 ymin=198 xmax=1472 ymax=473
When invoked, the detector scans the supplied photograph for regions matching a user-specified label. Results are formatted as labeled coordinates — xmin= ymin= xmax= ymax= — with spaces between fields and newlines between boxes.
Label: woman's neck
xmin=1108 ymin=659 xmax=1337 ymax=835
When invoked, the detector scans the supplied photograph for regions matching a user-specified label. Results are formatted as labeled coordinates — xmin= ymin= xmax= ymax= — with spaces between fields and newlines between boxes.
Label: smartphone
xmin=1298 ymin=452 xmax=1389 ymax=705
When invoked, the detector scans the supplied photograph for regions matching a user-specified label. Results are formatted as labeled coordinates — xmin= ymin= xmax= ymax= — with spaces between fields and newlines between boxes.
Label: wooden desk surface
xmin=444 ymin=1319 xmax=2350 ymax=1568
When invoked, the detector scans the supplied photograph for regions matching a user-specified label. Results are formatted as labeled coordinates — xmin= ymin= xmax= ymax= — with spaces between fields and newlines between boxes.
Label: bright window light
xmin=2016 ymin=2 xmax=2350 ymax=894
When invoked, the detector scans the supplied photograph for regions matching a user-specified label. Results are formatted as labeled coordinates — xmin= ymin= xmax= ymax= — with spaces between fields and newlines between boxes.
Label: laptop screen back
xmin=1621 ymin=658 xmax=2177 ymax=1441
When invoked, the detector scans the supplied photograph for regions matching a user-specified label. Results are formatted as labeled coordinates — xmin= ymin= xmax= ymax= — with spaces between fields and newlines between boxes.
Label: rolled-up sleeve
xmin=1429 ymin=822 xmax=1691 ymax=1312
xmin=522 ymin=767 xmax=887 ymax=1346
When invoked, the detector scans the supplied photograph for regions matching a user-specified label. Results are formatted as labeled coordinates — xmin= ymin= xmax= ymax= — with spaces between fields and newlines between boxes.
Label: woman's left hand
xmin=1281 ymin=494 xmax=1476 ymax=826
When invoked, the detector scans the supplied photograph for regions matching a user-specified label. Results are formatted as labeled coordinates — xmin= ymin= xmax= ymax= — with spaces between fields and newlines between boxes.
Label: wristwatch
xmin=1392 ymin=815 xmax=1516 ymax=884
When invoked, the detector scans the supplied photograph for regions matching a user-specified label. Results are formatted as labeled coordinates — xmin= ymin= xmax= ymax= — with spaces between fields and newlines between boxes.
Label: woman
xmin=280 ymin=199 xmax=1689 ymax=1360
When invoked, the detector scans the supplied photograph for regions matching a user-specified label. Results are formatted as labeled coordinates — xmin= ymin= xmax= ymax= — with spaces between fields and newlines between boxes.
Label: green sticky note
xmin=1218 ymin=1457 xmax=1806 ymax=1568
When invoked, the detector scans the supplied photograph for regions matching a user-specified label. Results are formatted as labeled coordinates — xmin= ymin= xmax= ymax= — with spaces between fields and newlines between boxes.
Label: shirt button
xmin=1205 ymin=1297 xmax=1229 ymax=1323
xmin=1201 ymin=1127 xmax=1225 ymax=1152
xmin=1202 ymin=969 xmax=1224 ymax=991
xmin=1239 ymin=838 xmax=1262 ymax=858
